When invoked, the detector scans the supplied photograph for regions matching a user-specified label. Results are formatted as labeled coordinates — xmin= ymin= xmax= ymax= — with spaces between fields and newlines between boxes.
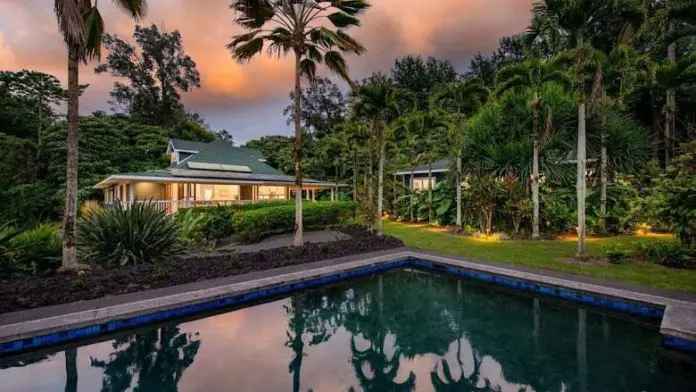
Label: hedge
xmin=186 ymin=201 xmax=292 ymax=239
xmin=232 ymin=201 xmax=357 ymax=243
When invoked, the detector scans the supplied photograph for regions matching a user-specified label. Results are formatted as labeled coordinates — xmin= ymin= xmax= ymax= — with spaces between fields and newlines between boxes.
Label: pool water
xmin=1 ymin=269 xmax=694 ymax=392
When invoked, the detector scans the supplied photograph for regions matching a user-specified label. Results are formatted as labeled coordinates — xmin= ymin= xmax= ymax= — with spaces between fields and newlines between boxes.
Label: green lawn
xmin=384 ymin=221 xmax=696 ymax=293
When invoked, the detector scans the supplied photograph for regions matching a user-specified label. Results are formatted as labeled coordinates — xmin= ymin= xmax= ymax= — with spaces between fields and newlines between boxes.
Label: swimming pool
xmin=1 ymin=269 xmax=694 ymax=391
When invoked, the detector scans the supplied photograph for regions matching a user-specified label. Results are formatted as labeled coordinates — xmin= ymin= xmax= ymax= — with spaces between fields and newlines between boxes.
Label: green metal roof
xmin=170 ymin=140 xmax=284 ymax=176
xmin=96 ymin=139 xmax=347 ymax=189
xmin=395 ymin=159 xmax=451 ymax=175
xmin=169 ymin=138 xmax=210 ymax=152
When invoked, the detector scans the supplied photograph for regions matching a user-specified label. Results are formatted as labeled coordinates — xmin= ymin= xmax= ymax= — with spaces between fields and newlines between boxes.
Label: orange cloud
xmin=0 ymin=32 xmax=17 ymax=69
xmin=0 ymin=0 xmax=536 ymax=135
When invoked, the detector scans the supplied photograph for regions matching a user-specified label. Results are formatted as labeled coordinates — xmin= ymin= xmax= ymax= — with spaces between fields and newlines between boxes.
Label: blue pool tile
xmin=0 ymin=256 xmax=679 ymax=356
xmin=663 ymin=336 xmax=696 ymax=353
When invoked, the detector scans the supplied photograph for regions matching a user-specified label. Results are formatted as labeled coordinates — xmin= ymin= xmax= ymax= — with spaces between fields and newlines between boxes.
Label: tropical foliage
xmin=76 ymin=202 xmax=181 ymax=267
xmin=0 ymin=0 xmax=695 ymax=269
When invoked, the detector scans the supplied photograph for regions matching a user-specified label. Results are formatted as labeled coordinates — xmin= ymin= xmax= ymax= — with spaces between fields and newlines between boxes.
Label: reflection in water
xmin=1 ymin=270 xmax=694 ymax=392
xmin=89 ymin=326 xmax=200 ymax=392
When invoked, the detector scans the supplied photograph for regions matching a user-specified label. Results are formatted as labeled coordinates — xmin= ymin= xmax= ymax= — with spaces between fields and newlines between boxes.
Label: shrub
xmin=233 ymin=201 xmax=357 ymax=243
xmin=0 ymin=222 xmax=26 ymax=279
xmin=655 ymin=142 xmax=696 ymax=248
xmin=185 ymin=201 xmax=292 ymax=239
xmin=541 ymin=188 xmax=575 ymax=236
xmin=174 ymin=209 xmax=212 ymax=250
xmin=0 ymin=223 xmax=61 ymax=278
xmin=77 ymin=202 xmax=181 ymax=267
xmin=80 ymin=200 xmax=102 ymax=219
xmin=604 ymin=243 xmax=629 ymax=264
xmin=637 ymin=242 xmax=694 ymax=269
xmin=10 ymin=224 xmax=62 ymax=274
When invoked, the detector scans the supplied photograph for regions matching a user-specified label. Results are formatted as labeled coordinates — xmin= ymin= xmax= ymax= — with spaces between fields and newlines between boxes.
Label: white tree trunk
xmin=456 ymin=154 xmax=462 ymax=231
xmin=428 ymin=161 xmax=433 ymax=224
xmin=410 ymin=168 xmax=415 ymax=221
xmin=576 ymin=99 xmax=587 ymax=259
xmin=293 ymin=51 xmax=303 ymax=247
xmin=376 ymin=130 xmax=385 ymax=236
xmin=666 ymin=20 xmax=676 ymax=166
xmin=532 ymin=138 xmax=540 ymax=240
xmin=600 ymin=92 xmax=607 ymax=227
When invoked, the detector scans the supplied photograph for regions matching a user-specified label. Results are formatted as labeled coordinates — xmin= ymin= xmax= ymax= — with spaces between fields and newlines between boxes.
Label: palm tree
xmin=396 ymin=111 xmax=450 ymax=224
xmin=228 ymin=0 xmax=370 ymax=246
xmin=431 ymin=78 xmax=489 ymax=232
xmin=337 ymin=120 xmax=369 ymax=201
xmin=54 ymin=0 xmax=148 ymax=269
xmin=393 ymin=116 xmax=425 ymax=222
xmin=663 ymin=0 xmax=696 ymax=164
xmin=495 ymin=58 xmax=569 ymax=239
xmin=528 ymin=0 xmax=628 ymax=258
xmin=351 ymin=81 xmax=409 ymax=234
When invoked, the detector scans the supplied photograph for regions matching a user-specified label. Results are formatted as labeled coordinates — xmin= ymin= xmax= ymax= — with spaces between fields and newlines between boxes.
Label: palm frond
xmin=54 ymin=0 xmax=84 ymax=47
xmin=231 ymin=0 xmax=275 ymax=29
xmin=230 ymin=36 xmax=265 ymax=62
xmin=327 ymin=11 xmax=360 ymax=28
xmin=330 ymin=0 xmax=371 ymax=15
xmin=83 ymin=6 xmax=105 ymax=60
xmin=325 ymin=51 xmax=354 ymax=87
xmin=111 ymin=0 xmax=148 ymax=19
xmin=300 ymin=58 xmax=317 ymax=81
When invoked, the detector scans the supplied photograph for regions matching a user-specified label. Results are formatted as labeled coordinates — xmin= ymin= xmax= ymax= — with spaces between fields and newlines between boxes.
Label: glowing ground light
xmin=472 ymin=232 xmax=503 ymax=243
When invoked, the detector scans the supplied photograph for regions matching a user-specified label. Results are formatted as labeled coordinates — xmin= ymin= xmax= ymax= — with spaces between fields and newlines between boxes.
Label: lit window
xmin=412 ymin=178 xmax=436 ymax=191
xmin=259 ymin=186 xmax=287 ymax=200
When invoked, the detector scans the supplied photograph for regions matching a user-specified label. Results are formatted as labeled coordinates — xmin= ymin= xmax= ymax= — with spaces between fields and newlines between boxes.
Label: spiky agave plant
xmin=77 ymin=202 xmax=181 ymax=266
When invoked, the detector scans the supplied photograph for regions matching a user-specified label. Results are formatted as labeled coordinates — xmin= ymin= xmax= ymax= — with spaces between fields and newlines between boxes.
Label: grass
xmin=383 ymin=221 xmax=696 ymax=293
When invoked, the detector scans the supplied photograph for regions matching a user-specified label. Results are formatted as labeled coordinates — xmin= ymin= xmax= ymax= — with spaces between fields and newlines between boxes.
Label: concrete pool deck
xmin=2 ymin=248 xmax=696 ymax=355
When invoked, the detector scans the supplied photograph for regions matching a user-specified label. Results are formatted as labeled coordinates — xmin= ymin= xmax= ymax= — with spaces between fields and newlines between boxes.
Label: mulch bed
xmin=0 ymin=227 xmax=404 ymax=315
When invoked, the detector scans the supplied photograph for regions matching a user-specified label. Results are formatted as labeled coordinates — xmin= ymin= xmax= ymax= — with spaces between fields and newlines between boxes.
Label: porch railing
xmin=106 ymin=198 xmax=286 ymax=214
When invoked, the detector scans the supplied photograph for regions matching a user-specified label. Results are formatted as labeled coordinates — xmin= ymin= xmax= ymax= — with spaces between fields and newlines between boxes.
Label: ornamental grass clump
xmin=77 ymin=202 xmax=181 ymax=267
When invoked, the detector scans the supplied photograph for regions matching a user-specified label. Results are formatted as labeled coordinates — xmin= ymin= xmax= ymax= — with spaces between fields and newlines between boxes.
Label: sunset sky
xmin=0 ymin=0 xmax=536 ymax=143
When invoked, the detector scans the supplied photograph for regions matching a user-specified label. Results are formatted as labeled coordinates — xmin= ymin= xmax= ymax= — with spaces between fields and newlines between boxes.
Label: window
xmin=258 ymin=186 xmax=287 ymax=200
xmin=412 ymin=177 xmax=435 ymax=191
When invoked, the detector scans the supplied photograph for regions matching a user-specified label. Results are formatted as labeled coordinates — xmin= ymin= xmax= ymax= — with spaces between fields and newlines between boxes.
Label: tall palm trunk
xmin=376 ymin=125 xmax=385 ymax=236
xmin=368 ymin=151 xmax=373 ymax=206
xmin=456 ymin=153 xmax=462 ymax=231
xmin=392 ymin=174 xmax=396 ymax=217
xmin=353 ymin=149 xmax=358 ymax=202
xmin=36 ymin=94 xmax=43 ymax=179
xmin=600 ymin=92 xmax=608 ymax=228
xmin=666 ymin=19 xmax=677 ymax=166
xmin=409 ymin=167 xmax=415 ymax=221
xmin=64 ymin=348 xmax=78 ymax=392
xmin=293 ymin=51 xmax=303 ymax=247
xmin=576 ymin=80 xmax=587 ymax=259
xmin=531 ymin=95 xmax=541 ymax=240
xmin=61 ymin=44 xmax=80 ymax=269
xmin=428 ymin=160 xmax=433 ymax=224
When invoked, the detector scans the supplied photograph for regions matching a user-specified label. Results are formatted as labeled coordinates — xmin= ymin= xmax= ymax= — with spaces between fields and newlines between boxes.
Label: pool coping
xmin=1 ymin=248 xmax=696 ymax=355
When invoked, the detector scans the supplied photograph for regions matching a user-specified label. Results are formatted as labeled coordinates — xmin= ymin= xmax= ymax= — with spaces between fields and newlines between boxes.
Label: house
xmin=394 ymin=159 xmax=450 ymax=191
xmin=95 ymin=138 xmax=341 ymax=213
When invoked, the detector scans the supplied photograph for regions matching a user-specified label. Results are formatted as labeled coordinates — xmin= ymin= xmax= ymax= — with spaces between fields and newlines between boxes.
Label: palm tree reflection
xmin=90 ymin=326 xmax=200 ymax=392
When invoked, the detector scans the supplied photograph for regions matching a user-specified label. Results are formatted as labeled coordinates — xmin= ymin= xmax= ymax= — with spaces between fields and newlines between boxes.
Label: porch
xmin=101 ymin=181 xmax=338 ymax=214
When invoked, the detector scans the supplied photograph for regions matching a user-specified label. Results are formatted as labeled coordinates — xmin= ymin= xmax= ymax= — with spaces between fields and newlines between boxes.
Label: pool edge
xmin=1 ymin=249 xmax=695 ymax=356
